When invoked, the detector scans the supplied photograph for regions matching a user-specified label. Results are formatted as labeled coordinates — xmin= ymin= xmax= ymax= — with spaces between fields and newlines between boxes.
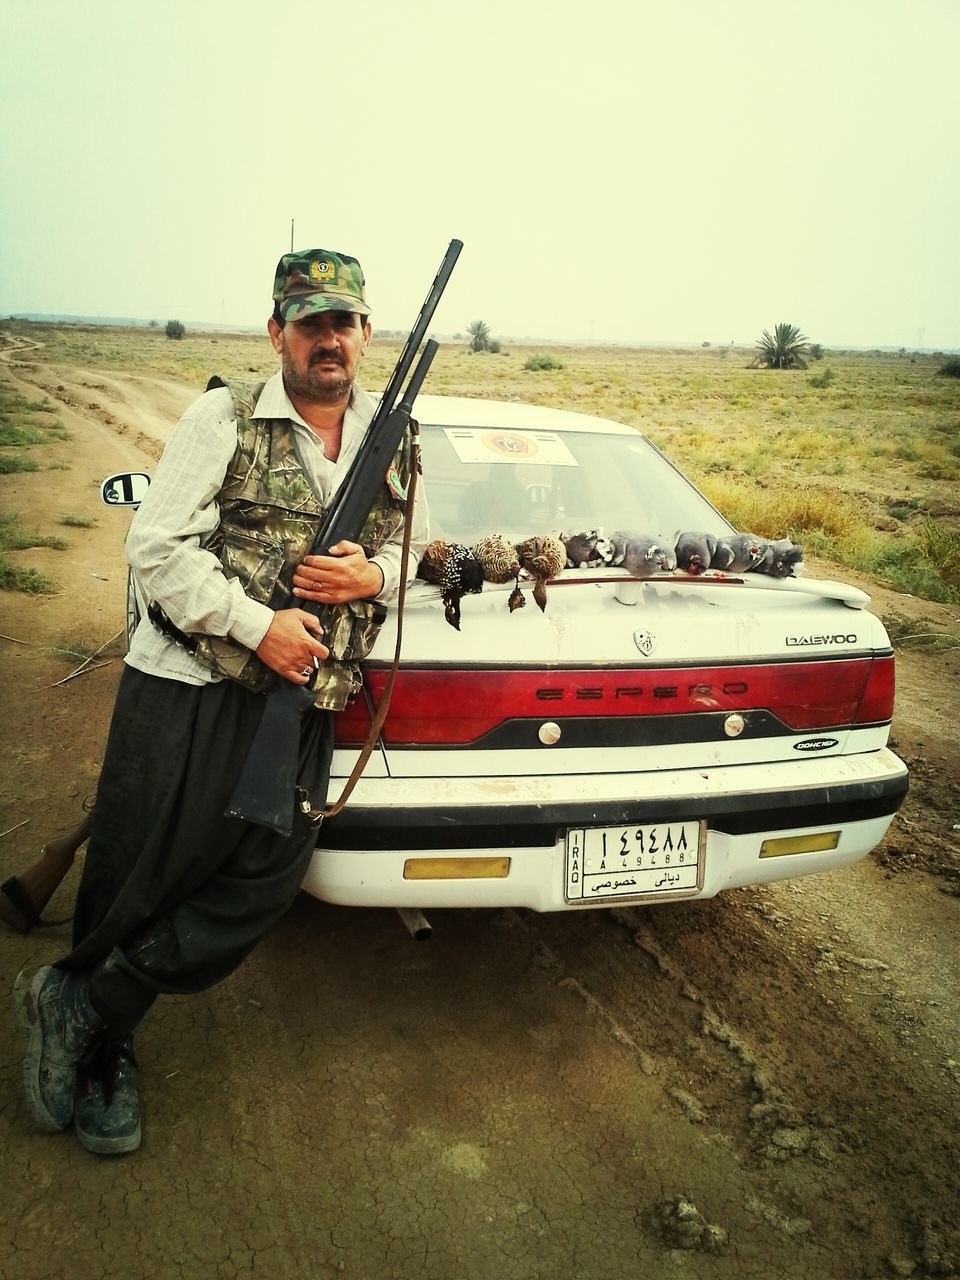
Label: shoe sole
xmin=13 ymin=967 xmax=70 ymax=1133
xmin=75 ymin=1120 xmax=142 ymax=1156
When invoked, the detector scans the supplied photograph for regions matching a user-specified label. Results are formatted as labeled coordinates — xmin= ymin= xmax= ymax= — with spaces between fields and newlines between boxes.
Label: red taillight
xmin=854 ymin=655 xmax=895 ymax=724
xmin=334 ymin=693 xmax=373 ymax=745
xmin=332 ymin=657 xmax=895 ymax=746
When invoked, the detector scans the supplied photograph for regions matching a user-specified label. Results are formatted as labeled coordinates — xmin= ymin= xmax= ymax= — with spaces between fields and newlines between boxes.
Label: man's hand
xmin=292 ymin=540 xmax=384 ymax=605
xmin=256 ymin=609 xmax=329 ymax=684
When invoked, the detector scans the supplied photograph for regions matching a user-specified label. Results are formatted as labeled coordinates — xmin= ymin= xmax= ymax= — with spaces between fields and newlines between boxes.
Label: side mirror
xmin=100 ymin=472 xmax=151 ymax=507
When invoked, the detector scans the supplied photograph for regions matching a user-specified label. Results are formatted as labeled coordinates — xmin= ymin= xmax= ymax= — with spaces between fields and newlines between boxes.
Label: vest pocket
xmin=319 ymin=599 xmax=389 ymax=664
xmin=219 ymin=527 xmax=286 ymax=606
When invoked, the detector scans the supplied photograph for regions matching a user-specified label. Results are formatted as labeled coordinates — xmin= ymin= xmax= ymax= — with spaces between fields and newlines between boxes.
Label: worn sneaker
xmin=74 ymin=1036 xmax=141 ymax=1155
xmin=13 ymin=965 xmax=102 ymax=1132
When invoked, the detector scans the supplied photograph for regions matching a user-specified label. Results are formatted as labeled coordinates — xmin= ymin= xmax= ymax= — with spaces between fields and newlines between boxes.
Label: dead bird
xmin=711 ymin=539 xmax=736 ymax=571
xmin=418 ymin=539 xmax=452 ymax=585
xmin=516 ymin=534 xmax=566 ymax=612
xmin=562 ymin=529 xmax=615 ymax=568
xmin=471 ymin=534 xmax=521 ymax=584
xmin=615 ymin=533 xmax=677 ymax=578
xmin=754 ymin=537 xmax=805 ymax=578
xmin=675 ymin=531 xmax=717 ymax=575
xmin=718 ymin=533 xmax=766 ymax=573
xmin=418 ymin=539 xmax=484 ymax=630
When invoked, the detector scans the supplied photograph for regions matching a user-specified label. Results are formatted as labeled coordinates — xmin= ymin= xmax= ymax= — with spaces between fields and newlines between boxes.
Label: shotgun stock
xmin=0 ymin=812 xmax=91 ymax=932
xmin=226 ymin=242 xmax=462 ymax=836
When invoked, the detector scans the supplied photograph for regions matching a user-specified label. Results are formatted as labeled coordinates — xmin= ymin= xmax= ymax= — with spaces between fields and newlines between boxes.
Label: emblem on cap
xmin=310 ymin=259 xmax=336 ymax=282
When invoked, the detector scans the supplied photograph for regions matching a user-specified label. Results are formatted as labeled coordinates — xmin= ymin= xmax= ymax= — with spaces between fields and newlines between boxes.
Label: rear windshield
xmin=419 ymin=422 xmax=733 ymax=546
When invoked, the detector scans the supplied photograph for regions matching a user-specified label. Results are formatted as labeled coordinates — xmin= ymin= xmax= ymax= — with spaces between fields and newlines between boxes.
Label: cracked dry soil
xmin=1 ymin=348 xmax=958 ymax=1280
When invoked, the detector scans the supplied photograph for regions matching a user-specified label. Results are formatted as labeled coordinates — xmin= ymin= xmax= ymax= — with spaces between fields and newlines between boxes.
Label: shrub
xmin=808 ymin=367 xmax=835 ymax=389
xmin=165 ymin=320 xmax=186 ymax=340
xmin=913 ymin=518 xmax=960 ymax=593
xmin=937 ymin=355 xmax=960 ymax=378
xmin=524 ymin=354 xmax=564 ymax=372
xmin=0 ymin=454 xmax=39 ymax=473
xmin=0 ymin=553 xmax=55 ymax=593
xmin=0 ymin=514 xmax=67 ymax=551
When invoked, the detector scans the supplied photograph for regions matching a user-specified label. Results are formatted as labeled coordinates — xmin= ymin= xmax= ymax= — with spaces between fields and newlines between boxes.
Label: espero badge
xmin=633 ymin=630 xmax=657 ymax=656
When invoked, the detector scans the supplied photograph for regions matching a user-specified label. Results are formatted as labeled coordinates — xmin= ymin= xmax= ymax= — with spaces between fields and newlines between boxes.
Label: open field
xmin=3 ymin=319 xmax=958 ymax=603
xmin=1 ymin=321 xmax=959 ymax=1278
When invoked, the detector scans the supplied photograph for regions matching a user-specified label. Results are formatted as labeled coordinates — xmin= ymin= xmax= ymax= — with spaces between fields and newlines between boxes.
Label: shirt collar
xmin=251 ymin=370 xmax=376 ymax=431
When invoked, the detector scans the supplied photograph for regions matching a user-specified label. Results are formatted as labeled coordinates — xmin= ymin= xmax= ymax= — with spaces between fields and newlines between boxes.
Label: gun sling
xmin=300 ymin=423 xmax=421 ymax=827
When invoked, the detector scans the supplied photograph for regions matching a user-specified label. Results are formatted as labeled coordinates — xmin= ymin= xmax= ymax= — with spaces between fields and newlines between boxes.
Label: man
xmin=14 ymin=248 xmax=428 ymax=1156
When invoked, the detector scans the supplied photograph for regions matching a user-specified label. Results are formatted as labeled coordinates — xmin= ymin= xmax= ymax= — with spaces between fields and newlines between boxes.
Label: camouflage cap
xmin=272 ymin=249 xmax=368 ymax=322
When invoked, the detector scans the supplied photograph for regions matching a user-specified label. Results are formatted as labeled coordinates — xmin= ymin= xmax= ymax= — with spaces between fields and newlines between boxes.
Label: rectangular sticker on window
xmin=442 ymin=428 xmax=579 ymax=467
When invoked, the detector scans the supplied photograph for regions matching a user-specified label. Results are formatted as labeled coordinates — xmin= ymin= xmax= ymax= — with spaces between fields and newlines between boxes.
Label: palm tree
xmin=752 ymin=323 xmax=808 ymax=369
xmin=467 ymin=319 xmax=492 ymax=353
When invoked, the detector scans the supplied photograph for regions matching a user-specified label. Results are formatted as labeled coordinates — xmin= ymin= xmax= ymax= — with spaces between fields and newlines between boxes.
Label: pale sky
xmin=1 ymin=0 xmax=957 ymax=349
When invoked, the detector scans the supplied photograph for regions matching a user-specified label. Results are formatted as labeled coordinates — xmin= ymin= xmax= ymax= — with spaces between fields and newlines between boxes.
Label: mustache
xmin=310 ymin=351 xmax=345 ymax=366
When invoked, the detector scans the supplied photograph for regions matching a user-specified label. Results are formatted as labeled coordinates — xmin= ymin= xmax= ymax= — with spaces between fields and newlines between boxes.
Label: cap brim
xmin=280 ymin=294 xmax=368 ymax=322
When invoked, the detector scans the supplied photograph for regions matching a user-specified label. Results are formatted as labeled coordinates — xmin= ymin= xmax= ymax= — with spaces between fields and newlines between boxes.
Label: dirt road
xmin=1 ymin=346 xmax=958 ymax=1280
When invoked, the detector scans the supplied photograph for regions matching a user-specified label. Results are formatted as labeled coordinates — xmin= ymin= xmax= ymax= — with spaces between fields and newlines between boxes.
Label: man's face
xmin=268 ymin=309 xmax=371 ymax=406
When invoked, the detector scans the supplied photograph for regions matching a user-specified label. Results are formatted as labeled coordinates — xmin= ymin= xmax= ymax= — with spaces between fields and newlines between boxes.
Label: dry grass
xmin=697 ymin=477 xmax=863 ymax=540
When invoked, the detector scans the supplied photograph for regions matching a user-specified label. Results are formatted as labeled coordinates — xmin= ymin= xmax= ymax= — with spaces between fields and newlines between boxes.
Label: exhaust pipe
xmin=397 ymin=908 xmax=432 ymax=941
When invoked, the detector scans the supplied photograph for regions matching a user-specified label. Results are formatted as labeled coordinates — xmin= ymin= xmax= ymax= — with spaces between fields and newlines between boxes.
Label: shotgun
xmin=226 ymin=239 xmax=462 ymax=836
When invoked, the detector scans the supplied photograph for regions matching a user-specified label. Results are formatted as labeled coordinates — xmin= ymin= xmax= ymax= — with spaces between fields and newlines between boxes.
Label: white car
xmin=303 ymin=395 xmax=908 ymax=913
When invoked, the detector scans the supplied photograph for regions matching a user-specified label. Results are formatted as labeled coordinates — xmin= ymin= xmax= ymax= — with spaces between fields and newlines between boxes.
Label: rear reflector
xmin=403 ymin=857 xmax=511 ymax=880
xmin=334 ymin=656 xmax=896 ymax=746
xmin=759 ymin=832 xmax=841 ymax=858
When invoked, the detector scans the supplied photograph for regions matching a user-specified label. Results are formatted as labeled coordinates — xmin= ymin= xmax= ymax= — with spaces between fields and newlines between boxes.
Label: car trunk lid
xmin=331 ymin=574 xmax=894 ymax=779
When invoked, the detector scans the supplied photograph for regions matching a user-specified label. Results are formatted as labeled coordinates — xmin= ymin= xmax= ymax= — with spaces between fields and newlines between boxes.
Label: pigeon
xmin=710 ymin=540 xmax=736 ymax=571
xmin=754 ymin=538 xmax=805 ymax=578
xmin=516 ymin=534 xmax=566 ymax=612
xmin=562 ymin=529 xmax=615 ymax=568
xmin=715 ymin=533 xmax=765 ymax=573
xmin=418 ymin=539 xmax=484 ymax=630
xmin=675 ymin=532 xmax=717 ymax=575
xmin=615 ymin=534 xmax=677 ymax=578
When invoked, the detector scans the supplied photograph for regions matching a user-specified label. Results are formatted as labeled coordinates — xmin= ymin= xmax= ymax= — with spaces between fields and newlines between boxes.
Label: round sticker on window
xmin=482 ymin=431 xmax=537 ymax=458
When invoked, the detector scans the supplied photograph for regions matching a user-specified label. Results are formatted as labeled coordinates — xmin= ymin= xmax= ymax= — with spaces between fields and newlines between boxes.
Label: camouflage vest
xmin=192 ymin=380 xmax=411 ymax=711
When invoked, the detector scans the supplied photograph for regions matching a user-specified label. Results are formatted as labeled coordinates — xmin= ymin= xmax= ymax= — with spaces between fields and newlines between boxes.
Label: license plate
xmin=565 ymin=821 xmax=704 ymax=903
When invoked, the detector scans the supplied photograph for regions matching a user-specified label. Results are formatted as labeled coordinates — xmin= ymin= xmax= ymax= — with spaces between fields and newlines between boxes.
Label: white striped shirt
xmin=124 ymin=371 xmax=428 ymax=685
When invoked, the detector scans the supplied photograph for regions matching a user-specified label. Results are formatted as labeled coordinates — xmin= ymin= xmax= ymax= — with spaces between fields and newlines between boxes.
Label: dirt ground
xmin=1 ymin=336 xmax=959 ymax=1280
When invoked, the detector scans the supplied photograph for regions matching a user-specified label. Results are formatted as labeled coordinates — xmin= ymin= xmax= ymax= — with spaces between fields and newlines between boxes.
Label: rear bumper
xmin=303 ymin=748 xmax=908 ymax=910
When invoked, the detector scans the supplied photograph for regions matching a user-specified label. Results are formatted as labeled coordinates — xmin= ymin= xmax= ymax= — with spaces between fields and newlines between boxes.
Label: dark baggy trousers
xmin=59 ymin=666 xmax=333 ymax=1035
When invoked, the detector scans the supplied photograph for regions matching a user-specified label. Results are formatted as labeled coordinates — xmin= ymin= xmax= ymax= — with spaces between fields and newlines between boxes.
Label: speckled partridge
xmin=516 ymin=534 xmax=566 ymax=612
